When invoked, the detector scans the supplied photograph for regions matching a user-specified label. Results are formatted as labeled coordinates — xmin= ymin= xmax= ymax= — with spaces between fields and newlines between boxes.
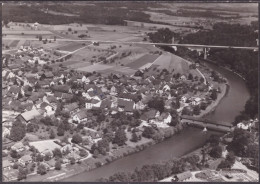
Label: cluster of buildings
xmin=2 ymin=44 xmax=214 ymax=180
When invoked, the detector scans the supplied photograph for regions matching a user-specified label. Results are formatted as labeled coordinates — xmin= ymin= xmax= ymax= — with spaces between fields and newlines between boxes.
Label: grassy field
xmin=126 ymin=54 xmax=160 ymax=69
xmin=152 ymin=53 xmax=172 ymax=69
xmin=3 ymin=30 xmax=53 ymax=35
xmin=57 ymin=42 xmax=86 ymax=52
xmin=76 ymin=63 xmax=114 ymax=72
xmin=8 ymin=40 xmax=20 ymax=47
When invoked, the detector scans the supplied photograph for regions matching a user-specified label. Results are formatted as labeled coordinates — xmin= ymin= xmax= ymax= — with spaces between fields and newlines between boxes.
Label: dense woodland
xmin=2 ymin=2 xmax=163 ymax=25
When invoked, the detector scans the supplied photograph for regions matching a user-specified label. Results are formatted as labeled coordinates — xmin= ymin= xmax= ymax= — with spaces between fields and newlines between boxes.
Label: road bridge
xmin=180 ymin=115 xmax=235 ymax=133
xmin=3 ymin=37 xmax=258 ymax=59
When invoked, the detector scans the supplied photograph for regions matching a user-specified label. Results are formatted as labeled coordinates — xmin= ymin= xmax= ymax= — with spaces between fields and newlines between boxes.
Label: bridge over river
xmin=180 ymin=115 xmax=235 ymax=133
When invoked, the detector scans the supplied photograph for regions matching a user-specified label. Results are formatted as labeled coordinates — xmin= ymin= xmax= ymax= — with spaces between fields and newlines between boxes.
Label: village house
xmin=16 ymin=108 xmax=41 ymax=124
xmin=135 ymin=100 xmax=146 ymax=110
xmin=237 ymin=121 xmax=254 ymax=130
xmin=72 ymin=110 xmax=88 ymax=123
xmin=52 ymin=85 xmax=72 ymax=94
xmin=163 ymin=84 xmax=171 ymax=91
xmin=157 ymin=112 xmax=172 ymax=124
xmin=64 ymin=103 xmax=79 ymax=115
xmin=179 ymin=75 xmax=187 ymax=81
xmin=82 ymin=91 xmax=95 ymax=100
xmin=3 ymin=160 xmax=12 ymax=170
xmin=2 ymin=127 xmax=10 ymax=138
xmin=85 ymin=99 xmax=94 ymax=109
xmin=29 ymin=139 xmax=62 ymax=156
xmin=190 ymin=97 xmax=202 ymax=106
xmin=61 ymin=144 xmax=74 ymax=155
xmin=173 ymin=171 xmax=192 ymax=181
xmin=110 ymin=86 xmax=118 ymax=95
xmin=100 ymin=99 xmax=112 ymax=110
xmin=11 ymin=142 xmax=25 ymax=152
xmin=18 ymin=155 xmax=33 ymax=167
xmin=180 ymin=95 xmax=189 ymax=103
xmin=39 ymin=102 xmax=56 ymax=116
xmin=41 ymin=71 xmax=54 ymax=79
xmin=36 ymin=80 xmax=50 ymax=88
xmin=92 ymin=99 xmax=102 ymax=108
xmin=117 ymin=99 xmax=135 ymax=114
xmin=140 ymin=109 xmax=157 ymax=123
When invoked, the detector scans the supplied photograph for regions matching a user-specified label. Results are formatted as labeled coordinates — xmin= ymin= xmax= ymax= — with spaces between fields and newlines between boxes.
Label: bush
xmin=71 ymin=133 xmax=83 ymax=144
xmin=2 ymin=151 xmax=8 ymax=157
xmin=55 ymin=160 xmax=62 ymax=170
xmin=37 ymin=164 xmax=47 ymax=175
xmin=13 ymin=163 xmax=19 ymax=169
xmin=79 ymin=149 xmax=88 ymax=157
xmin=69 ymin=157 xmax=76 ymax=165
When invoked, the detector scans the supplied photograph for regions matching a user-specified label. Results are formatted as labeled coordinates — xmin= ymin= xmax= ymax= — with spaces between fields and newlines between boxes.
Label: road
xmin=3 ymin=37 xmax=258 ymax=50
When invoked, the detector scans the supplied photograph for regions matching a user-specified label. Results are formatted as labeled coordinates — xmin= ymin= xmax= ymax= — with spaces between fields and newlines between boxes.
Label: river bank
xmin=204 ymin=58 xmax=246 ymax=81
xmin=196 ymin=83 xmax=229 ymax=119
xmin=25 ymin=124 xmax=188 ymax=182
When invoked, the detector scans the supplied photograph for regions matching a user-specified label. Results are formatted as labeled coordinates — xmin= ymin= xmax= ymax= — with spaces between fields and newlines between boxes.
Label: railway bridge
xmin=180 ymin=115 xmax=235 ymax=133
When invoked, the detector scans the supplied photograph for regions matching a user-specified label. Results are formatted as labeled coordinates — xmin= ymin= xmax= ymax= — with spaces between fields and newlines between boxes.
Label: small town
xmin=2 ymin=2 xmax=259 ymax=183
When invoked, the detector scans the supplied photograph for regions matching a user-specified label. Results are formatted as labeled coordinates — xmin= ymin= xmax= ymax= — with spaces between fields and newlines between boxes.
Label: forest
xmin=2 ymin=2 xmax=162 ymax=25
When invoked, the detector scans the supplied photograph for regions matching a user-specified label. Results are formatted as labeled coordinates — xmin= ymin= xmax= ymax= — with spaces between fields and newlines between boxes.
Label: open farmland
xmin=105 ymin=66 xmax=137 ymax=75
xmin=126 ymin=54 xmax=160 ymax=69
xmin=61 ymin=46 xmax=111 ymax=67
xmin=2 ymin=30 xmax=53 ymax=35
xmin=76 ymin=63 xmax=114 ymax=72
xmin=57 ymin=42 xmax=86 ymax=52
xmin=151 ymin=53 xmax=190 ymax=74
xmin=8 ymin=40 xmax=20 ymax=47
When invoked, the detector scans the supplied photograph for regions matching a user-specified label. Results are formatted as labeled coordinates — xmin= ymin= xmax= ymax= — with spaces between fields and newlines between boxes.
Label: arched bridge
xmin=180 ymin=115 xmax=235 ymax=133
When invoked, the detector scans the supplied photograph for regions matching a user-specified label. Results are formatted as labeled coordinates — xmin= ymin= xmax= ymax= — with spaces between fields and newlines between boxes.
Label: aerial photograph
xmin=1 ymin=1 xmax=259 ymax=182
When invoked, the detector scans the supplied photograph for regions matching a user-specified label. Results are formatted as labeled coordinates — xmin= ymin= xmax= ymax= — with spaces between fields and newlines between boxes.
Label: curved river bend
xmin=62 ymin=61 xmax=250 ymax=182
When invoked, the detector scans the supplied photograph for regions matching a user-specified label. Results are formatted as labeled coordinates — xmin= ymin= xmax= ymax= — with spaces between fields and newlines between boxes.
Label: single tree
xmin=37 ymin=163 xmax=47 ymax=175
xmin=53 ymin=148 xmax=62 ymax=158
xmin=10 ymin=121 xmax=26 ymax=141
xmin=209 ymin=145 xmax=223 ymax=158
xmin=49 ymin=129 xmax=55 ymax=139
xmin=54 ymin=159 xmax=62 ymax=170
xmin=130 ymin=131 xmax=139 ymax=142
xmin=17 ymin=167 xmax=28 ymax=181
xmin=71 ymin=133 xmax=83 ymax=144
xmin=113 ymin=129 xmax=127 ymax=146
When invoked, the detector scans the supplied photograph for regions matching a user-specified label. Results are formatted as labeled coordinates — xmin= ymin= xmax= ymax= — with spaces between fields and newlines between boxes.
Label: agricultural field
xmin=76 ymin=63 xmax=114 ymax=73
xmin=126 ymin=54 xmax=160 ymax=69
xmin=62 ymin=46 xmax=112 ymax=67
xmin=57 ymin=42 xmax=86 ymax=52
xmin=2 ymin=30 xmax=53 ymax=35
xmin=8 ymin=40 xmax=20 ymax=47
xmin=104 ymin=65 xmax=137 ymax=75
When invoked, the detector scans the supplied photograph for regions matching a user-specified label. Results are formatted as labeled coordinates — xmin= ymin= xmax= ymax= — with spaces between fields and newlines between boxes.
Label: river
xmin=62 ymin=61 xmax=250 ymax=182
